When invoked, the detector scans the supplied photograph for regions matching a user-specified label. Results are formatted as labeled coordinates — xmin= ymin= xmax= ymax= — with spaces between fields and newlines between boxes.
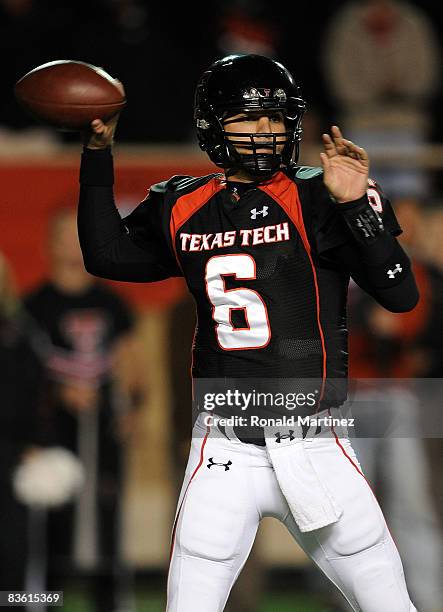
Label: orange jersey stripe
xmin=258 ymin=172 xmax=327 ymax=404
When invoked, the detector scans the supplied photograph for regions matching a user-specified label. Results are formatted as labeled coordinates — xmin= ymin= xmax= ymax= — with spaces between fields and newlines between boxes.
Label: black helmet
xmin=194 ymin=54 xmax=306 ymax=177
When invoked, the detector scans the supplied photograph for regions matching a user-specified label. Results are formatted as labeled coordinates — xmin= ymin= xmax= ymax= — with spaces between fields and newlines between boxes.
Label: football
xmin=14 ymin=60 xmax=126 ymax=131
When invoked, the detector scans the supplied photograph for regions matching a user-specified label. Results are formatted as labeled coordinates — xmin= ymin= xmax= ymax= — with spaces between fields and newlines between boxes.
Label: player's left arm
xmin=320 ymin=126 xmax=419 ymax=313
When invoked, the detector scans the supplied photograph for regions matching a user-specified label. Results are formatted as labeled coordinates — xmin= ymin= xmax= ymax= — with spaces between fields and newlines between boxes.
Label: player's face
xmin=223 ymin=110 xmax=287 ymax=154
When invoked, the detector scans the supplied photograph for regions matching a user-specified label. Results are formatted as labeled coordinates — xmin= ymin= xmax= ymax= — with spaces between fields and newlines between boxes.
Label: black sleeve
xmin=333 ymin=238 xmax=418 ymax=312
xmin=78 ymin=147 xmax=182 ymax=282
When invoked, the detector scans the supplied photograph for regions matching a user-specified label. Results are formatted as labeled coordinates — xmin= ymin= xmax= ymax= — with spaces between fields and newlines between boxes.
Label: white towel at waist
xmin=264 ymin=410 xmax=345 ymax=532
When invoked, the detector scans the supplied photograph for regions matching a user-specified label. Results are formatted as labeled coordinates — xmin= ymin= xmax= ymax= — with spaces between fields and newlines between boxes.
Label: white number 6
xmin=205 ymin=254 xmax=271 ymax=350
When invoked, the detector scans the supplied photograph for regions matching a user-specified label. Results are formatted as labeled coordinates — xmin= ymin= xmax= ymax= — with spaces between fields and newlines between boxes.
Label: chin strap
xmin=224 ymin=163 xmax=280 ymax=185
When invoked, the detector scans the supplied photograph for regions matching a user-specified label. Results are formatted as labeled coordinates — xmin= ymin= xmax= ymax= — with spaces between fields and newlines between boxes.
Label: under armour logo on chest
xmin=275 ymin=431 xmax=295 ymax=443
xmin=207 ymin=458 xmax=232 ymax=471
xmin=387 ymin=264 xmax=402 ymax=279
xmin=250 ymin=206 xmax=269 ymax=219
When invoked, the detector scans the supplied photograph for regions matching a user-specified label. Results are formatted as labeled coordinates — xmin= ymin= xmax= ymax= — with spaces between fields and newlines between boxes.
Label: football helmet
xmin=194 ymin=54 xmax=306 ymax=177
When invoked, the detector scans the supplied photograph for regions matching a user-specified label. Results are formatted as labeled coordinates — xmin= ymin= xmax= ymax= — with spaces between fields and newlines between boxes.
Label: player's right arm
xmin=78 ymin=118 xmax=181 ymax=282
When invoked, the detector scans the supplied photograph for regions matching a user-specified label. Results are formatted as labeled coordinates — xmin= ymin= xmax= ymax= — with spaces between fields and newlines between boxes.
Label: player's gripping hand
xmin=83 ymin=116 xmax=119 ymax=149
xmin=83 ymin=80 xmax=124 ymax=150
xmin=320 ymin=125 xmax=370 ymax=203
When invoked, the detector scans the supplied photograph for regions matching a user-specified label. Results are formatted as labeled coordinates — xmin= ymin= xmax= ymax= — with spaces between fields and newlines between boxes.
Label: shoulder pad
xmin=295 ymin=166 xmax=323 ymax=180
xmin=150 ymin=173 xmax=221 ymax=195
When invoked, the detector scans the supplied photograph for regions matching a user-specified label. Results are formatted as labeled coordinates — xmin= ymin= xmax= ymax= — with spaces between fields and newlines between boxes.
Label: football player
xmin=79 ymin=54 xmax=419 ymax=611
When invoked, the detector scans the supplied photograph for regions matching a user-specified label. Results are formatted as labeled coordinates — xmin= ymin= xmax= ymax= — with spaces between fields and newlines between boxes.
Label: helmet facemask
xmin=219 ymin=109 xmax=302 ymax=178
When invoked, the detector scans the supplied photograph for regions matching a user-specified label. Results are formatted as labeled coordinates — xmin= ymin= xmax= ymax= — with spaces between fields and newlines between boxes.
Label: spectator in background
xmin=0 ymin=251 xmax=44 ymax=599
xmin=322 ymin=0 xmax=441 ymax=198
xmin=345 ymin=196 xmax=443 ymax=612
xmin=23 ymin=208 xmax=144 ymax=612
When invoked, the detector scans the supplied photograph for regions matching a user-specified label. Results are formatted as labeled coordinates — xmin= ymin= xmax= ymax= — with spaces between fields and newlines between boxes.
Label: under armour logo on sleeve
xmin=387 ymin=264 xmax=402 ymax=279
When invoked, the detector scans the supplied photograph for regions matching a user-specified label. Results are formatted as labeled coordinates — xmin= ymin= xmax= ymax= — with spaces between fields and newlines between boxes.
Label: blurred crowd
xmin=1 ymin=0 xmax=443 ymax=611
xmin=1 ymin=0 xmax=443 ymax=146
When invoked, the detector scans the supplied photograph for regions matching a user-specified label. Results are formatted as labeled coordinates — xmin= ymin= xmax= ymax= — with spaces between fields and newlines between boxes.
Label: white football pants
xmin=167 ymin=414 xmax=417 ymax=612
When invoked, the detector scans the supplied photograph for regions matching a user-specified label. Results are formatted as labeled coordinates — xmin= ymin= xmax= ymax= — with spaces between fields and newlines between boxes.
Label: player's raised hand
xmin=83 ymin=114 xmax=120 ymax=150
xmin=320 ymin=125 xmax=369 ymax=203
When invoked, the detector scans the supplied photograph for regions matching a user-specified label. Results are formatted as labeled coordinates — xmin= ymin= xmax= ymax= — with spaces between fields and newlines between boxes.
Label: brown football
xmin=14 ymin=60 xmax=126 ymax=131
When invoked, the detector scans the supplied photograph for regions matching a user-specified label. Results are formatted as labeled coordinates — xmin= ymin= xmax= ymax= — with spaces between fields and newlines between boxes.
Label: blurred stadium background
xmin=1 ymin=1 xmax=443 ymax=611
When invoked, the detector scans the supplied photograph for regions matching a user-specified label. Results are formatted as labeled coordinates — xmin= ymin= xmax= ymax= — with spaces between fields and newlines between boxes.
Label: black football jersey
xmin=122 ymin=167 xmax=401 ymax=407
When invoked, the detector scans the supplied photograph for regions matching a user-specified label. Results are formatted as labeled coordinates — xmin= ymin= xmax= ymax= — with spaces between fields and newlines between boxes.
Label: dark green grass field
xmin=62 ymin=590 xmax=326 ymax=612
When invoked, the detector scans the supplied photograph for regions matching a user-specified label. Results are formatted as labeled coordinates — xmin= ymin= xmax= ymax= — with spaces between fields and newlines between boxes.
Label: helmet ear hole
xmin=194 ymin=54 xmax=306 ymax=173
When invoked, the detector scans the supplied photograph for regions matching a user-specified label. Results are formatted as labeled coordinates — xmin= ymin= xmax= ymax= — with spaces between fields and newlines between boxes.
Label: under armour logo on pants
xmin=207 ymin=458 xmax=232 ymax=471
xmin=275 ymin=431 xmax=295 ymax=443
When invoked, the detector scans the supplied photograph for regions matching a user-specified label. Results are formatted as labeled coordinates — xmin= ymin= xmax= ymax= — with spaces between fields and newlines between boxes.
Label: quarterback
xmin=78 ymin=55 xmax=419 ymax=611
